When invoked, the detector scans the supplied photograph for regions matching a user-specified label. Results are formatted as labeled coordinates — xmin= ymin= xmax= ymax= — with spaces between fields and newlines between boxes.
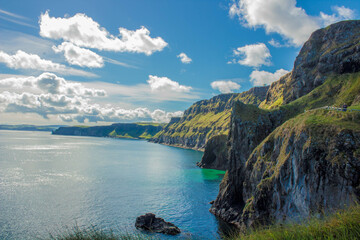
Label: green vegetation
xmin=134 ymin=122 xmax=165 ymax=127
xmin=41 ymin=205 xmax=360 ymax=240
xmin=44 ymin=225 xmax=156 ymax=240
xmin=273 ymin=72 xmax=360 ymax=118
xmin=261 ymin=72 xmax=360 ymax=112
xmin=227 ymin=205 xmax=360 ymax=240
xmin=233 ymin=102 xmax=269 ymax=121
xmin=241 ymin=109 xmax=360 ymax=211
xmin=53 ymin=123 xmax=162 ymax=140
xmin=153 ymin=87 xmax=269 ymax=149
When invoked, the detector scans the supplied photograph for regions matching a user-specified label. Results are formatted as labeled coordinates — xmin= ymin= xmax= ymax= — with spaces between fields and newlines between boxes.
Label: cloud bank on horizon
xmin=0 ymin=0 xmax=357 ymax=124
xmin=0 ymin=73 xmax=184 ymax=123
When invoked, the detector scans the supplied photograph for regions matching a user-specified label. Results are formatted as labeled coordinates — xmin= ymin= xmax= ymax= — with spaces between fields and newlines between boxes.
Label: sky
xmin=0 ymin=0 xmax=359 ymax=125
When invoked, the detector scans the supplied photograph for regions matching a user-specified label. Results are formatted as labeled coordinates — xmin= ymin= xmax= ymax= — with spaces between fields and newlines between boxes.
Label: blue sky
xmin=0 ymin=0 xmax=359 ymax=124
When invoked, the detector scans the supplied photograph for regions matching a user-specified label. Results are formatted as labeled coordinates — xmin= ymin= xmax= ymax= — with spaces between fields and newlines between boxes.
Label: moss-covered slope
xmin=211 ymin=110 xmax=360 ymax=229
xmin=52 ymin=123 xmax=163 ymax=140
xmin=151 ymin=86 xmax=269 ymax=150
xmin=260 ymin=20 xmax=360 ymax=109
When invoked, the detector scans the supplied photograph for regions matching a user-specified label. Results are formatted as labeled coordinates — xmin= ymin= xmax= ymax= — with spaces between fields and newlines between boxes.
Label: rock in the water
xmin=135 ymin=213 xmax=181 ymax=235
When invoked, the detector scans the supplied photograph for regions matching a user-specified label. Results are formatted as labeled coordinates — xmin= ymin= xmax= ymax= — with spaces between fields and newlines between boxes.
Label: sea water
xmin=0 ymin=130 xmax=226 ymax=239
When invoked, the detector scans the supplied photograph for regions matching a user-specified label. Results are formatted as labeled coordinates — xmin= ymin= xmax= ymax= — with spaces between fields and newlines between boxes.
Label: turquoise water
xmin=0 ymin=130 xmax=226 ymax=239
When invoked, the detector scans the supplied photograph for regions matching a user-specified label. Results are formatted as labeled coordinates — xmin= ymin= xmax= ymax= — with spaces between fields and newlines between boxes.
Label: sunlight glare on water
xmin=0 ymin=130 xmax=226 ymax=239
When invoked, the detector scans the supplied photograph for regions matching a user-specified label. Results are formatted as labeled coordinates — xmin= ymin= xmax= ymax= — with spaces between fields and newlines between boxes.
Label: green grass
xmin=261 ymin=72 xmax=360 ymax=113
xmin=152 ymin=87 xmax=268 ymax=149
xmin=233 ymin=102 xmax=269 ymax=121
xmin=227 ymin=205 xmax=360 ymax=240
xmin=40 ymin=205 xmax=360 ymax=240
xmin=278 ymin=72 xmax=360 ymax=117
xmin=43 ymin=225 xmax=157 ymax=240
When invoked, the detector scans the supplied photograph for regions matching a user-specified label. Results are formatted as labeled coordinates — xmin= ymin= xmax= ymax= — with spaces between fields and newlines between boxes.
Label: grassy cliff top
xmin=249 ymin=109 xmax=360 ymax=177
xmin=266 ymin=109 xmax=360 ymax=144
xmin=280 ymin=72 xmax=360 ymax=118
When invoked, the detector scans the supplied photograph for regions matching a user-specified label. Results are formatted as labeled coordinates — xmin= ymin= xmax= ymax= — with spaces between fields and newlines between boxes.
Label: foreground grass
xmin=43 ymin=206 xmax=360 ymax=240
xmin=228 ymin=205 xmax=360 ymax=240
xmin=44 ymin=225 xmax=157 ymax=240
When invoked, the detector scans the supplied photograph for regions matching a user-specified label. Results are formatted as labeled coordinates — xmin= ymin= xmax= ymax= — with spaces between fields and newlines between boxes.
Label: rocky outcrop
xmin=151 ymin=86 xmax=269 ymax=150
xmin=261 ymin=20 xmax=360 ymax=109
xmin=52 ymin=123 xmax=162 ymax=140
xmin=211 ymin=110 xmax=360 ymax=230
xmin=197 ymin=135 xmax=229 ymax=170
xmin=135 ymin=213 xmax=181 ymax=235
xmin=210 ymin=102 xmax=286 ymax=222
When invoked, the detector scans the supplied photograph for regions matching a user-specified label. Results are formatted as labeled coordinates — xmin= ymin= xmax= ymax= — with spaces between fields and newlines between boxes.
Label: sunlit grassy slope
xmin=227 ymin=205 xmax=360 ymax=240
xmin=152 ymin=87 xmax=269 ymax=149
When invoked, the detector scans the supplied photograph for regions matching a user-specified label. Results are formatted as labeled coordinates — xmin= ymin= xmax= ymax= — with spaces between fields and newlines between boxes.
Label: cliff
xmin=52 ymin=123 xmax=163 ymax=140
xmin=210 ymin=20 xmax=360 ymax=229
xmin=260 ymin=20 xmax=360 ymax=109
xmin=211 ymin=110 xmax=360 ymax=229
xmin=196 ymin=134 xmax=229 ymax=170
xmin=150 ymin=86 xmax=269 ymax=150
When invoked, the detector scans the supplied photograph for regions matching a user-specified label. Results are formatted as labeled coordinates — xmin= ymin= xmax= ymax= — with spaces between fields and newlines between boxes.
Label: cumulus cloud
xmin=0 ymin=73 xmax=185 ymax=123
xmin=0 ymin=72 xmax=106 ymax=97
xmin=232 ymin=43 xmax=271 ymax=67
xmin=211 ymin=80 xmax=241 ymax=93
xmin=268 ymin=39 xmax=291 ymax=48
xmin=147 ymin=75 xmax=192 ymax=92
xmin=177 ymin=52 xmax=192 ymax=64
xmin=0 ymin=50 xmax=97 ymax=77
xmin=39 ymin=11 xmax=168 ymax=55
xmin=250 ymin=69 xmax=289 ymax=86
xmin=52 ymin=42 xmax=104 ymax=68
xmin=0 ymin=90 xmax=182 ymax=123
xmin=229 ymin=0 xmax=319 ymax=46
xmin=320 ymin=6 xmax=355 ymax=26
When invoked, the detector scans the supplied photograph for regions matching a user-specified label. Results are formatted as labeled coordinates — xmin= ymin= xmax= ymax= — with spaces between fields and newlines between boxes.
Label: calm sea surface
xmin=0 ymin=130 xmax=226 ymax=239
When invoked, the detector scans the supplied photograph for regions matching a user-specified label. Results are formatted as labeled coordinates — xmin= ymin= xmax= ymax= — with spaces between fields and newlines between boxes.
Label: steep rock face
xmin=210 ymin=102 xmax=286 ymax=220
xmin=211 ymin=110 xmax=360 ymax=229
xmin=261 ymin=20 xmax=360 ymax=109
xmin=197 ymin=134 xmax=229 ymax=170
xmin=151 ymin=86 xmax=269 ymax=150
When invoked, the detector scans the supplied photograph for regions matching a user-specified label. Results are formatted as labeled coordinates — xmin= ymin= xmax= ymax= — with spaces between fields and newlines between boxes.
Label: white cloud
xmin=39 ymin=11 xmax=168 ymax=55
xmin=0 ymin=50 xmax=97 ymax=77
xmin=268 ymin=39 xmax=291 ymax=48
xmin=334 ymin=6 xmax=355 ymax=19
xmin=147 ymin=75 xmax=192 ymax=93
xmin=52 ymin=42 xmax=104 ymax=68
xmin=320 ymin=6 xmax=355 ymax=26
xmin=0 ymin=72 xmax=106 ymax=97
xmin=0 ymin=73 xmax=191 ymax=123
xmin=0 ymin=8 xmax=36 ymax=28
xmin=177 ymin=52 xmax=192 ymax=64
xmin=211 ymin=80 xmax=241 ymax=93
xmin=250 ymin=69 xmax=289 ymax=86
xmin=0 ymin=90 xmax=183 ymax=123
xmin=230 ymin=0 xmax=319 ymax=46
xmin=103 ymin=57 xmax=137 ymax=69
xmin=232 ymin=43 xmax=271 ymax=67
